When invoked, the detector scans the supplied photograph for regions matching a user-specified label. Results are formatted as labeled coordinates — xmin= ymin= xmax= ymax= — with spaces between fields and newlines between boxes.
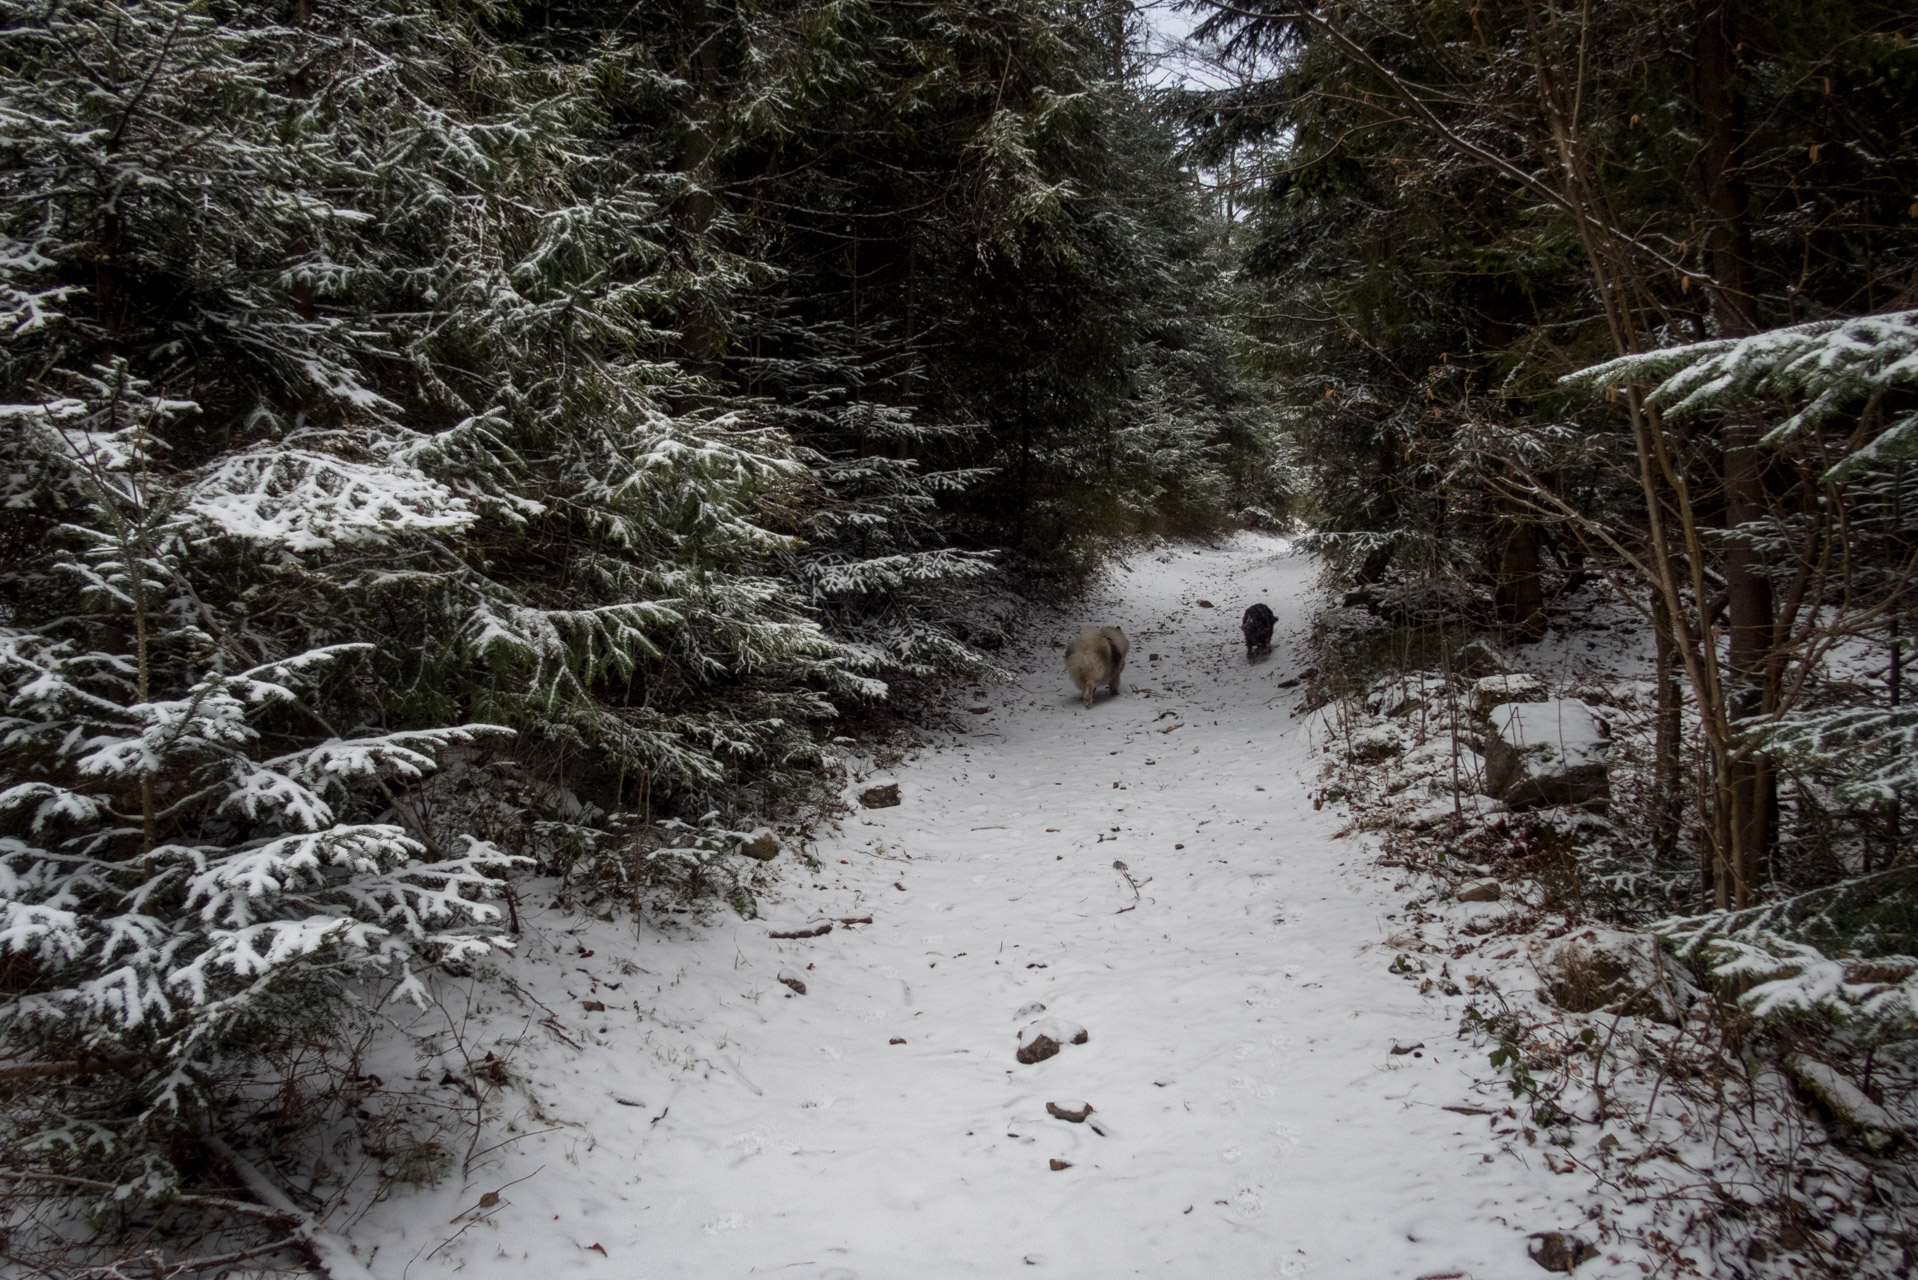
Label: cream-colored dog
xmin=1065 ymin=626 xmax=1129 ymax=708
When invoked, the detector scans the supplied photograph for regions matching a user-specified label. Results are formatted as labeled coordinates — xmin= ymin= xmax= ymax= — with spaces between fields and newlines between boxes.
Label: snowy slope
xmin=350 ymin=536 xmax=1630 ymax=1279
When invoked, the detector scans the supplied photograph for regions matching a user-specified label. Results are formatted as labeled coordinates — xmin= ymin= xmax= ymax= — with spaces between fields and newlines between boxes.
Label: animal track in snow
xmin=1231 ymin=1074 xmax=1276 ymax=1100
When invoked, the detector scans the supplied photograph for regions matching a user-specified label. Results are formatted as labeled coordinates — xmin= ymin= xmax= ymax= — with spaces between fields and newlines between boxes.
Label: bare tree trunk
xmin=1699 ymin=0 xmax=1774 ymax=903
xmin=1492 ymin=512 xmax=1547 ymax=642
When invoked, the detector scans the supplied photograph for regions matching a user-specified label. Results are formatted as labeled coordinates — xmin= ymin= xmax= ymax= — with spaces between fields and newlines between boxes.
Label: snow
xmin=352 ymin=535 xmax=1633 ymax=1278
xmin=1489 ymin=699 xmax=1609 ymax=770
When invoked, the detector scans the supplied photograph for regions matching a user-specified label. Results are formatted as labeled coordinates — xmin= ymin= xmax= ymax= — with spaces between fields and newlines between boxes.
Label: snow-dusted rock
xmin=1527 ymin=1231 xmax=1597 ymax=1272
xmin=859 ymin=782 xmax=901 ymax=808
xmin=738 ymin=828 xmax=780 ymax=860
xmin=1472 ymin=672 xmax=1548 ymax=715
xmin=1457 ymin=878 xmax=1501 ymax=903
xmin=1483 ymin=699 xmax=1610 ymax=810
xmin=1018 ymin=1034 xmax=1061 ymax=1065
xmin=1017 ymin=1017 xmax=1089 ymax=1064
xmin=1342 ymin=721 xmax=1404 ymax=764
xmin=1046 ymin=1100 xmax=1093 ymax=1123
xmin=777 ymin=969 xmax=807 ymax=995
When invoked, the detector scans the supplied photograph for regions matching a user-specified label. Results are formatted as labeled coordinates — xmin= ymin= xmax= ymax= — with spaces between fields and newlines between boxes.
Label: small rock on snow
xmin=776 ymin=969 xmax=807 ymax=996
xmin=859 ymin=783 xmax=901 ymax=808
xmin=1017 ymin=1017 xmax=1088 ymax=1064
xmin=1026 ymin=1016 xmax=1088 ymax=1046
xmin=1016 ymin=1001 xmax=1047 ymax=1019
xmin=1526 ymin=1231 xmax=1597 ymax=1272
xmin=1018 ymin=1034 xmax=1061 ymax=1065
xmin=1048 ymin=1159 xmax=1072 ymax=1171
xmin=1047 ymin=1100 xmax=1093 ymax=1123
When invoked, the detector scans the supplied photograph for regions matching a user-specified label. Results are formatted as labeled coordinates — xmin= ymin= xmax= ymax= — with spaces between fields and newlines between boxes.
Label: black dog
xmin=1242 ymin=602 xmax=1275 ymax=658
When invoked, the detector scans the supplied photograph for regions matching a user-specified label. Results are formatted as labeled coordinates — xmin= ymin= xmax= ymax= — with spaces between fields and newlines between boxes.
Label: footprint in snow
xmin=1231 ymin=1074 xmax=1275 ymax=1100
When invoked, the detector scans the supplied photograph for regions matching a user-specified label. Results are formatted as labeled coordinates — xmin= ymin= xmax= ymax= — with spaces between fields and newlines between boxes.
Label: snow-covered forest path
xmin=359 ymin=536 xmax=1599 ymax=1279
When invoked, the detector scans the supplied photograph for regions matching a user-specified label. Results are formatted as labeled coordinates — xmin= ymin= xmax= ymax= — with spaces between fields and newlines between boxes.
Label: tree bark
xmin=1698 ymin=0 xmax=1773 ymax=903
xmin=1492 ymin=512 xmax=1547 ymax=642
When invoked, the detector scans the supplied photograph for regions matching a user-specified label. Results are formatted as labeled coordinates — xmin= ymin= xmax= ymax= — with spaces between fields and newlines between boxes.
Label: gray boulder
xmin=1483 ymin=699 xmax=1610 ymax=811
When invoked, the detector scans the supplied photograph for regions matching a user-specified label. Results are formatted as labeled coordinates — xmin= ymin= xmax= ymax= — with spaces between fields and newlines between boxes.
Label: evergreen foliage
xmin=0 ymin=0 xmax=1277 ymax=1219
xmin=1178 ymin=0 xmax=1918 ymax=916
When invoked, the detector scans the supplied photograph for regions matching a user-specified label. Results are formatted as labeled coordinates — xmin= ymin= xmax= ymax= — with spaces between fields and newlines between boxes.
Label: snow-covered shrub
xmin=0 ymin=398 xmax=516 ymax=1193
xmin=0 ymin=0 xmax=868 ymax=846
xmin=1570 ymin=310 xmax=1918 ymax=483
xmin=1662 ymin=917 xmax=1918 ymax=1045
